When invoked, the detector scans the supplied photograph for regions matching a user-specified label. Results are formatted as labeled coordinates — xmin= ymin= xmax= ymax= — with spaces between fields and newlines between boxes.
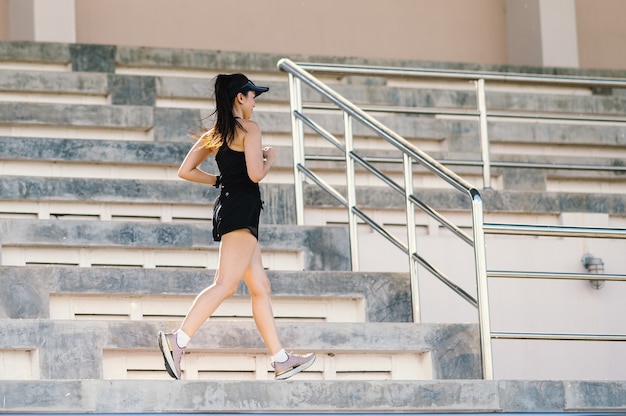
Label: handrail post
xmin=476 ymin=78 xmax=491 ymax=189
xmin=288 ymin=73 xmax=305 ymax=225
xmin=404 ymin=153 xmax=421 ymax=323
xmin=470 ymin=189 xmax=494 ymax=379
xmin=344 ymin=112 xmax=360 ymax=271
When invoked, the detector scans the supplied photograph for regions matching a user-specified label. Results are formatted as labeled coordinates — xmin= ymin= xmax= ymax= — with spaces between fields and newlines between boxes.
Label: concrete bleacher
xmin=0 ymin=41 xmax=625 ymax=413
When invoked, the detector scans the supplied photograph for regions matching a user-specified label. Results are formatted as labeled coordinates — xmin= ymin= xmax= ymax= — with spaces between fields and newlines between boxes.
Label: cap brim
xmin=240 ymin=80 xmax=269 ymax=97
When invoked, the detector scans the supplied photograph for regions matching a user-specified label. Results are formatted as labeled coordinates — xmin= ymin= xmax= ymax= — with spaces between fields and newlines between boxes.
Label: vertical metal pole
xmin=476 ymin=78 xmax=491 ymax=189
xmin=470 ymin=189 xmax=494 ymax=380
xmin=288 ymin=74 xmax=305 ymax=226
xmin=403 ymin=153 xmax=421 ymax=323
xmin=343 ymin=112 xmax=360 ymax=271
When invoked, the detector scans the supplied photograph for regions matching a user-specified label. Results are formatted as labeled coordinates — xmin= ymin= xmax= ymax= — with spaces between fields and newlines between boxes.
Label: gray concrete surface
xmin=0 ymin=40 xmax=625 ymax=414
xmin=0 ymin=219 xmax=351 ymax=271
xmin=0 ymin=320 xmax=479 ymax=380
xmin=0 ymin=266 xmax=412 ymax=323
xmin=0 ymin=379 xmax=625 ymax=413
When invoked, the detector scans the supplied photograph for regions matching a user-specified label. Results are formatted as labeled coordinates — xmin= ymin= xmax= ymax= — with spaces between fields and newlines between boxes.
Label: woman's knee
xmin=210 ymin=279 xmax=240 ymax=300
xmin=247 ymin=274 xmax=272 ymax=299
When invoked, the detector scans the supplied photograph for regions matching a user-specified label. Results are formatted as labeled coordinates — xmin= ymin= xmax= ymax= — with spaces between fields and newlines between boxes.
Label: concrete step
xmin=0 ymin=133 xmax=619 ymax=177
xmin=2 ymin=99 xmax=625 ymax=155
xmin=4 ymin=39 xmax=626 ymax=79
xmin=305 ymin=184 xmax=626 ymax=217
xmin=0 ymin=101 xmax=152 ymax=132
xmin=0 ymin=218 xmax=350 ymax=271
xmin=1 ymin=134 xmax=624 ymax=196
xmin=0 ymin=100 xmax=460 ymax=145
xmin=0 ymin=319 xmax=479 ymax=381
xmin=0 ymin=135 xmax=188 ymax=165
xmin=0 ymin=176 xmax=624 ymax=227
xmin=3 ymin=67 xmax=626 ymax=117
xmin=0 ymin=175 xmax=296 ymax=225
xmin=0 ymin=266 xmax=412 ymax=323
xmin=0 ymin=379 xmax=624 ymax=413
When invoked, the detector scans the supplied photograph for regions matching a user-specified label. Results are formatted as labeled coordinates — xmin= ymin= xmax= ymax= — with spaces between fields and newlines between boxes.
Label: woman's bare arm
xmin=243 ymin=120 xmax=275 ymax=183
xmin=178 ymin=140 xmax=219 ymax=185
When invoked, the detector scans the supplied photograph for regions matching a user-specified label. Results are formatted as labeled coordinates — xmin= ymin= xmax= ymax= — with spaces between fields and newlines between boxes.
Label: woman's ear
xmin=236 ymin=92 xmax=246 ymax=104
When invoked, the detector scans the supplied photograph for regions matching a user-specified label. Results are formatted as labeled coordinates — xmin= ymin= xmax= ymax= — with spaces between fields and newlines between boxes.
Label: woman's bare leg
xmin=180 ymin=229 xmax=257 ymax=337
xmin=242 ymin=243 xmax=283 ymax=355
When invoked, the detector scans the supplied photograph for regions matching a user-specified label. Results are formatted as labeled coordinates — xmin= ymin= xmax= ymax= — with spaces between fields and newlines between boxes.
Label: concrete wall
xmin=0 ymin=0 xmax=7 ymax=39
xmin=576 ymin=0 xmax=626 ymax=70
xmin=0 ymin=0 xmax=624 ymax=70
xmin=72 ymin=0 xmax=508 ymax=65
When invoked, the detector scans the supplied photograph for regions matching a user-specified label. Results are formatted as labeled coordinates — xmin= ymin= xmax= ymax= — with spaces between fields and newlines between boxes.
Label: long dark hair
xmin=196 ymin=74 xmax=248 ymax=150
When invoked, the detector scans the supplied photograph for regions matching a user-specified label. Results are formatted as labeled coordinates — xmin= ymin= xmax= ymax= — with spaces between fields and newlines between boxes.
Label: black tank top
xmin=215 ymin=143 xmax=259 ymax=192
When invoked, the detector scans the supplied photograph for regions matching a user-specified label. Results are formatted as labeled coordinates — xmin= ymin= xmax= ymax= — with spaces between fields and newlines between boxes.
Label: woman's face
xmin=240 ymin=90 xmax=257 ymax=119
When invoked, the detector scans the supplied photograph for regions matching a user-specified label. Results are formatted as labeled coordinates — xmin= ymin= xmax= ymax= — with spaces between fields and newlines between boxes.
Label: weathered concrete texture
xmin=307 ymin=185 xmax=626 ymax=215
xmin=4 ymin=40 xmax=626 ymax=78
xmin=0 ymin=72 xmax=620 ymax=186
xmin=0 ymin=266 xmax=412 ymax=323
xmin=500 ymin=167 xmax=549 ymax=192
xmin=0 ymin=136 xmax=622 ymax=198
xmin=0 ymin=175 xmax=296 ymax=224
xmin=498 ymin=380 xmax=565 ymax=413
xmin=0 ymin=102 xmax=152 ymax=129
xmin=69 ymin=44 xmax=116 ymax=73
xmin=0 ymin=175 xmax=216 ymax=203
xmin=108 ymin=74 xmax=156 ymax=106
xmin=3 ymin=98 xmax=624 ymax=158
xmin=330 ymin=84 xmax=626 ymax=115
xmin=0 ymin=379 xmax=625 ymax=413
xmin=152 ymin=106 xmax=205 ymax=141
xmin=480 ymin=188 xmax=626 ymax=215
xmin=487 ymin=89 xmax=626 ymax=115
xmin=156 ymin=76 xmax=214 ymax=99
xmin=0 ymin=175 xmax=623 ymax=224
xmin=3 ymin=67 xmax=624 ymax=117
xmin=489 ymin=121 xmax=626 ymax=147
xmin=114 ymin=43 xmax=626 ymax=79
xmin=0 ymin=320 xmax=479 ymax=380
xmin=0 ymin=41 xmax=71 ymax=65
xmin=0 ymin=70 xmax=108 ymax=94
xmin=0 ymin=219 xmax=350 ymax=271
xmin=567 ymin=380 xmax=626 ymax=409
xmin=0 ymin=136 xmax=188 ymax=164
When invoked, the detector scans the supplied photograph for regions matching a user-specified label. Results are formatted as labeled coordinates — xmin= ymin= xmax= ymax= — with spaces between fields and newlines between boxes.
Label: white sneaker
xmin=272 ymin=352 xmax=316 ymax=380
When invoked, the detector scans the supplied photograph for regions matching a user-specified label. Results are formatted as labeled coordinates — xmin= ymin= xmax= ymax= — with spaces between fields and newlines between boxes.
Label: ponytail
xmin=194 ymin=74 xmax=246 ymax=150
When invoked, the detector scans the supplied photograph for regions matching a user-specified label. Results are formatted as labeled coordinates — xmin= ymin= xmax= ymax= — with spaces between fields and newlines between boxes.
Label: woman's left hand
xmin=262 ymin=146 xmax=276 ymax=166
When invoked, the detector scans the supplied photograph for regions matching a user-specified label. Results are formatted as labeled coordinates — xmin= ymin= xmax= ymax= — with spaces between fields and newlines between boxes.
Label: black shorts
xmin=212 ymin=188 xmax=262 ymax=242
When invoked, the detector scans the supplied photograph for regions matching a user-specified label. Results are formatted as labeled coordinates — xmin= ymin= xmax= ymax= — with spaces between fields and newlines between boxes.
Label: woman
xmin=158 ymin=73 xmax=315 ymax=380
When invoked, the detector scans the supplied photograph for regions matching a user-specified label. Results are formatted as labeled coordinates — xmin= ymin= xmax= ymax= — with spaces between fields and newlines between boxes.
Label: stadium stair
xmin=0 ymin=41 xmax=624 ymax=414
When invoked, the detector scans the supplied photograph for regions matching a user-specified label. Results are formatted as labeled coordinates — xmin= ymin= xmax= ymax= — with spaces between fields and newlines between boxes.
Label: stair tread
xmin=3 ymin=67 xmax=626 ymax=116
xmin=0 ymin=266 xmax=412 ymax=323
xmin=0 ymin=177 xmax=624 ymax=215
xmin=0 ymin=379 xmax=623 ymax=413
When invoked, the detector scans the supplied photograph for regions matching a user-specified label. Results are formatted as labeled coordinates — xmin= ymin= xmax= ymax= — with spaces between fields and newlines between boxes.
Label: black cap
xmin=238 ymin=79 xmax=269 ymax=97
xmin=227 ymin=74 xmax=269 ymax=98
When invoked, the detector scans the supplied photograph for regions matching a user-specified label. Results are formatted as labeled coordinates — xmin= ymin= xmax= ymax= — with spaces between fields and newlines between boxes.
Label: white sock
xmin=272 ymin=349 xmax=288 ymax=363
xmin=176 ymin=330 xmax=190 ymax=348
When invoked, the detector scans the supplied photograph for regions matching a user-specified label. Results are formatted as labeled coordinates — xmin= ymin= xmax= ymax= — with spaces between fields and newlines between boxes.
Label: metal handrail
xmin=491 ymin=332 xmax=626 ymax=341
xmin=278 ymin=58 xmax=626 ymax=381
xmin=297 ymin=62 xmax=626 ymax=88
xmin=489 ymin=270 xmax=626 ymax=281
xmin=278 ymin=58 xmax=494 ymax=379
xmin=295 ymin=62 xmax=626 ymax=188
xmin=483 ymin=223 xmax=626 ymax=238
xmin=281 ymin=61 xmax=476 ymax=193
xmin=305 ymin=102 xmax=626 ymax=124
xmin=304 ymin=153 xmax=626 ymax=174
xmin=484 ymin=223 xmax=626 ymax=344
